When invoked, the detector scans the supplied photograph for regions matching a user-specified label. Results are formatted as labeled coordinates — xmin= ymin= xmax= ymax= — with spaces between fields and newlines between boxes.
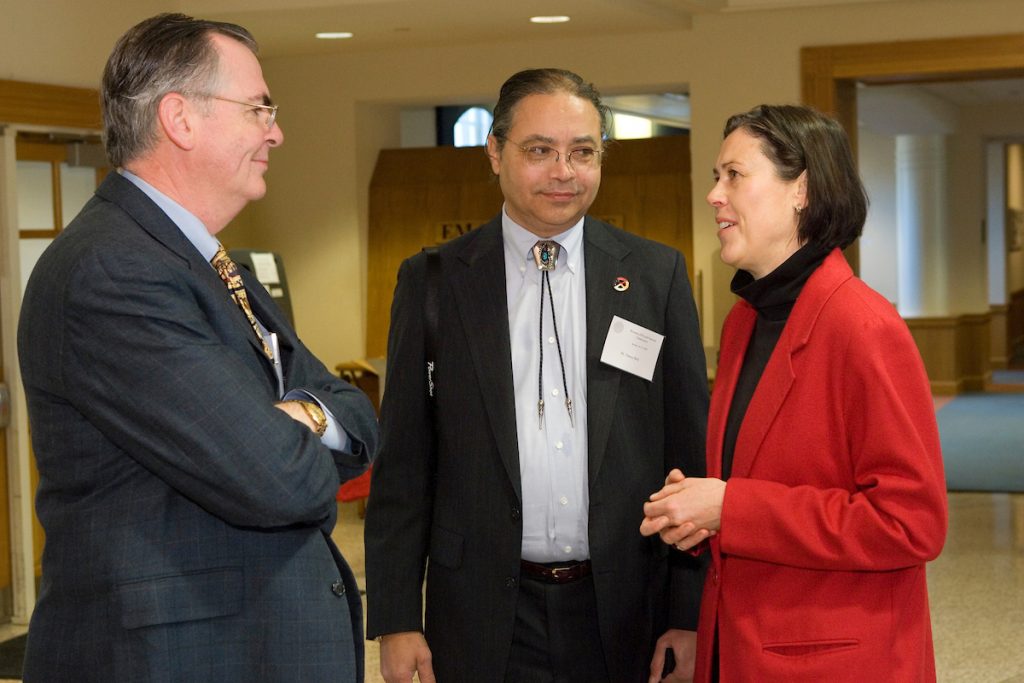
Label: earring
xmin=795 ymin=205 xmax=803 ymax=214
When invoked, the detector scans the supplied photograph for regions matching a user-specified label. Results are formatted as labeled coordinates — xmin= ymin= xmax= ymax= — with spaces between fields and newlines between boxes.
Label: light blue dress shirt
xmin=119 ymin=169 xmax=349 ymax=452
xmin=502 ymin=207 xmax=590 ymax=563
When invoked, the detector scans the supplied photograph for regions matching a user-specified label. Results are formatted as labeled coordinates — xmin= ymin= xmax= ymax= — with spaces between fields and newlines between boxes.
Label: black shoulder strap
xmin=422 ymin=246 xmax=440 ymax=399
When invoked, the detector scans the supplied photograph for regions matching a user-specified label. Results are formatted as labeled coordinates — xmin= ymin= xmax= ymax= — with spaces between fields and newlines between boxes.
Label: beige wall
xmin=6 ymin=0 xmax=1024 ymax=367
xmin=242 ymin=0 xmax=1024 ymax=366
xmin=0 ymin=1 xmax=166 ymax=86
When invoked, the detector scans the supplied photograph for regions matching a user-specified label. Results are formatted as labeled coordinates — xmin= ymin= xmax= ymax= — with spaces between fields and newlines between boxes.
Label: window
xmin=454 ymin=107 xmax=493 ymax=147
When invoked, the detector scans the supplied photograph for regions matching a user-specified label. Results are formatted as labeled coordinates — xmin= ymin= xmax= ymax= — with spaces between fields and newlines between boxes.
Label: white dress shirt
xmin=502 ymin=207 xmax=590 ymax=563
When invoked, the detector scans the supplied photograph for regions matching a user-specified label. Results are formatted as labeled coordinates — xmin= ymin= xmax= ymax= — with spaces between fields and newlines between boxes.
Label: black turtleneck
xmin=720 ymin=243 xmax=830 ymax=480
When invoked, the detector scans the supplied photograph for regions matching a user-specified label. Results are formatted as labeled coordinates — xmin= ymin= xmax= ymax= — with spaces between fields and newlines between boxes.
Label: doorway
xmin=0 ymin=79 xmax=102 ymax=625
xmin=801 ymin=33 xmax=1024 ymax=393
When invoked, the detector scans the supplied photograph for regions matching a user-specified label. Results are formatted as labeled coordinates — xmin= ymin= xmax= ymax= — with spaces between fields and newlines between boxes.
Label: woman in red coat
xmin=641 ymin=105 xmax=947 ymax=682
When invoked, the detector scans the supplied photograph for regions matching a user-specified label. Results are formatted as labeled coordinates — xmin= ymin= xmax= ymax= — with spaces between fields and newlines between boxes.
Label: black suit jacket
xmin=18 ymin=173 xmax=379 ymax=682
xmin=365 ymin=217 xmax=708 ymax=683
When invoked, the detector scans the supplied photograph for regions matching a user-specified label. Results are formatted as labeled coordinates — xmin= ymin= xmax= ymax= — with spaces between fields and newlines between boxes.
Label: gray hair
xmin=101 ymin=13 xmax=257 ymax=167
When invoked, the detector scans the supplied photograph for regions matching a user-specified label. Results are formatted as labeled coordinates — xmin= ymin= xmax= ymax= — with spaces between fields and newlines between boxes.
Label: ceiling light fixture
xmin=315 ymin=32 xmax=353 ymax=39
xmin=530 ymin=15 xmax=570 ymax=24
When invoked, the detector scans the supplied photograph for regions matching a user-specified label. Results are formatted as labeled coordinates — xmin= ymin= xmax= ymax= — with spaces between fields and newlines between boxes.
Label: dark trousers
xmin=504 ymin=573 xmax=610 ymax=683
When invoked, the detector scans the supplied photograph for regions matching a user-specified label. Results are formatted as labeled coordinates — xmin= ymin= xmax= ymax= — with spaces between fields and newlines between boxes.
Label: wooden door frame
xmin=801 ymin=33 xmax=1024 ymax=390
xmin=800 ymin=33 xmax=1024 ymax=272
xmin=802 ymin=33 xmax=1024 ymax=128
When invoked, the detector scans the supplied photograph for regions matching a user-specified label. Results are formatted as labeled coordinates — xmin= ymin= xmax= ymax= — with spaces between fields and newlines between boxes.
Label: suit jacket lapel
xmin=97 ymin=173 xmax=204 ymax=271
xmin=583 ymin=219 xmax=633 ymax=488
xmin=98 ymin=173 xmax=278 ymax=381
xmin=449 ymin=220 xmax=522 ymax=500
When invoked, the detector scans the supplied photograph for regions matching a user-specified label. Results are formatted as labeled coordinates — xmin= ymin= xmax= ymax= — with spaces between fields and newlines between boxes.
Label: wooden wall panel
xmin=592 ymin=135 xmax=693 ymax=277
xmin=366 ymin=146 xmax=503 ymax=358
xmin=906 ymin=314 xmax=993 ymax=394
xmin=906 ymin=317 xmax=959 ymax=394
xmin=366 ymin=135 xmax=693 ymax=359
xmin=1011 ymin=289 xmax=1024 ymax=351
xmin=989 ymin=304 xmax=1009 ymax=370
xmin=0 ymin=79 xmax=101 ymax=130
xmin=957 ymin=313 xmax=991 ymax=392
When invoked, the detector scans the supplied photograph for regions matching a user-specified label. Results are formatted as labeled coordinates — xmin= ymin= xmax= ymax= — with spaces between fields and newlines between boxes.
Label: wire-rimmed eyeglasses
xmin=211 ymin=96 xmax=279 ymax=130
xmin=504 ymin=139 xmax=603 ymax=169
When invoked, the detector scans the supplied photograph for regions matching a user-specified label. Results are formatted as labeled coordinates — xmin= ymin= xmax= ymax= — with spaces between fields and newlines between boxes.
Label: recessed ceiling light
xmin=316 ymin=32 xmax=353 ymax=40
xmin=530 ymin=15 xmax=570 ymax=24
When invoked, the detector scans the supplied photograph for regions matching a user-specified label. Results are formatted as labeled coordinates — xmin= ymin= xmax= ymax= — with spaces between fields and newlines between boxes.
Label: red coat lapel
xmin=707 ymin=303 xmax=754 ymax=479
xmin=714 ymin=249 xmax=854 ymax=479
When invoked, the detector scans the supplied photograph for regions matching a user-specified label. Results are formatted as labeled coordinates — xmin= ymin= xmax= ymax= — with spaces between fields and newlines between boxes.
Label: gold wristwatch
xmin=296 ymin=400 xmax=328 ymax=437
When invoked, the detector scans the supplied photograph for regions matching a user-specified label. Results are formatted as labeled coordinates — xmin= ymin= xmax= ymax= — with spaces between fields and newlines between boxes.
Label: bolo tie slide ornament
xmin=532 ymin=240 xmax=573 ymax=428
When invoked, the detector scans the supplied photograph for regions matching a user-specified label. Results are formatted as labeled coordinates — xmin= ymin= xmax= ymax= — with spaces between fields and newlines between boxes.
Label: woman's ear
xmin=794 ymin=170 xmax=808 ymax=211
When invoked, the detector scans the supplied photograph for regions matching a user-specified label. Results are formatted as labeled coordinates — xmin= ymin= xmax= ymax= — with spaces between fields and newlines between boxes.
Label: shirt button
xmin=331 ymin=579 xmax=345 ymax=597
xmin=551 ymin=388 xmax=559 ymax=397
xmin=555 ymin=441 xmax=563 ymax=450
xmin=560 ymin=496 xmax=568 ymax=506
xmin=563 ymin=546 xmax=572 ymax=554
xmin=548 ymin=336 xmax=556 ymax=344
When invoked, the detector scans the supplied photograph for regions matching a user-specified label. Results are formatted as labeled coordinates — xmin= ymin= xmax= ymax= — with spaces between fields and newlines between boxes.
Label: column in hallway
xmin=897 ymin=134 xmax=950 ymax=317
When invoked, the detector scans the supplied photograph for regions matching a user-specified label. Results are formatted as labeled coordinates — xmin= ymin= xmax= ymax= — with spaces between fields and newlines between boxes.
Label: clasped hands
xmin=640 ymin=469 xmax=726 ymax=552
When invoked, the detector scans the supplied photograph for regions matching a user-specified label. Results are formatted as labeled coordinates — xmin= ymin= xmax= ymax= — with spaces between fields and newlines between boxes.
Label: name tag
xmin=600 ymin=315 xmax=664 ymax=381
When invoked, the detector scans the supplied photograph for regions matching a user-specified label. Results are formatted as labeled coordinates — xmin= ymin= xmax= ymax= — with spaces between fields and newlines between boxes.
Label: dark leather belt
xmin=519 ymin=559 xmax=592 ymax=584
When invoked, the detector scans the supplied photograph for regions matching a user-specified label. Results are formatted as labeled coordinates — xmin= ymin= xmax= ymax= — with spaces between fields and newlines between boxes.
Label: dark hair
xmin=101 ymin=13 xmax=258 ymax=167
xmin=489 ymin=68 xmax=610 ymax=147
xmin=724 ymin=104 xmax=868 ymax=250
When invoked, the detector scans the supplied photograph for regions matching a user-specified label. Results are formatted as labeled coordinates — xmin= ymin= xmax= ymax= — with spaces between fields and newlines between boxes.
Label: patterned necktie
xmin=211 ymin=245 xmax=274 ymax=360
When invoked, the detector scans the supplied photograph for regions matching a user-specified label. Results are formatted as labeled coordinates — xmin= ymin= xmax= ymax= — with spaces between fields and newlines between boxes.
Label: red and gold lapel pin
xmin=613 ymin=276 xmax=629 ymax=292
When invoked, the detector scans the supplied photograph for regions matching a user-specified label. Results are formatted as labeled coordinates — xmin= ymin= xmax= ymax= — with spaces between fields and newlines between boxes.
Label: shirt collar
xmin=120 ymin=169 xmax=220 ymax=263
xmin=500 ymin=205 xmax=584 ymax=275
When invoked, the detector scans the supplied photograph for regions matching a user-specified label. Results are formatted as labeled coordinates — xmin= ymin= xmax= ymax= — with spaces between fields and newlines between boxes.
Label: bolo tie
xmin=532 ymin=240 xmax=574 ymax=429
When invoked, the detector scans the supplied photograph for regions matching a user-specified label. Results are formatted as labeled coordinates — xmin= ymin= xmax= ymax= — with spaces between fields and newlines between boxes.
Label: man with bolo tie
xmin=365 ymin=68 xmax=709 ymax=683
xmin=17 ymin=13 xmax=377 ymax=682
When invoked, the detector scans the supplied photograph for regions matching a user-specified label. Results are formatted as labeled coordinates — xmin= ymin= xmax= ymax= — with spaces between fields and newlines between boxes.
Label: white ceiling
xmin=182 ymin=0 xmax=948 ymax=58
xmin=174 ymin=0 xmax=1016 ymax=125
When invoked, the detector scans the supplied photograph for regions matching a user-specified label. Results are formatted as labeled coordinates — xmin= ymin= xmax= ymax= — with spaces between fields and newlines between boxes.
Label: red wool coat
xmin=695 ymin=249 xmax=948 ymax=682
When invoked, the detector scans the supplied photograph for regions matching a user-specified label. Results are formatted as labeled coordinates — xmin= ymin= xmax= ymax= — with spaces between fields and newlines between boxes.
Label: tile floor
xmin=336 ymin=492 xmax=1024 ymax=683
xmin=1 ymin=491 xmax=1020 ymax=683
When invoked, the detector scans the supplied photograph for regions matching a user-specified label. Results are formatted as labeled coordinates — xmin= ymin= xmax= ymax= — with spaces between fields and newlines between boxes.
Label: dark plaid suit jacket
xmin=17 ymin=172 xmax=378 ymax=682
xmin=365 ymin=217 xmax=708 ymax=683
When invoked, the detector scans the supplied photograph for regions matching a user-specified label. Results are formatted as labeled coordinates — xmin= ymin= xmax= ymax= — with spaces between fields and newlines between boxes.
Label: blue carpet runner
xmin=937 ymin=393 xmax=1024 ymax=492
